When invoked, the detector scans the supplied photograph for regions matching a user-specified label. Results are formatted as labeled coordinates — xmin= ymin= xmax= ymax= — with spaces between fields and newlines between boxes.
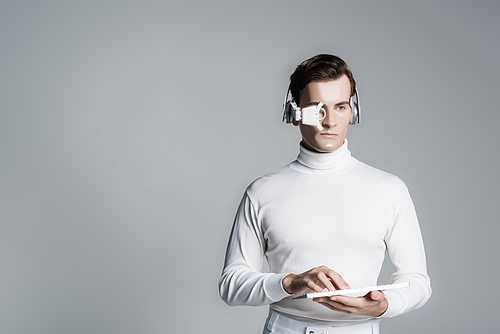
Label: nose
xmin=321 ymin=109 xmax=337 ymax=128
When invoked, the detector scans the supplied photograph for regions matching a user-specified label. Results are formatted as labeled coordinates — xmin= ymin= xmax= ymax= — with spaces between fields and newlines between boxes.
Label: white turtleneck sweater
xmin=219 ymin=141 xmax=431 ymax=326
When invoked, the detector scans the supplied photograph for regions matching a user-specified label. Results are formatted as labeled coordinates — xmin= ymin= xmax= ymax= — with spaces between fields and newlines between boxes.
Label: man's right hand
xmin=282 ymin=265 xmax=350 ymax=295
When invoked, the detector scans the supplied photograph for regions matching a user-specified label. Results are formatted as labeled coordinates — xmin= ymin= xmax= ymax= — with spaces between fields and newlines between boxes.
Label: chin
xmin=303 ymin=138 xmax=343 ymax=153
xmin=316 ymin=142 xmax=344 ymax=153
xmin=318 ymin=141 xmax=341 ymax=152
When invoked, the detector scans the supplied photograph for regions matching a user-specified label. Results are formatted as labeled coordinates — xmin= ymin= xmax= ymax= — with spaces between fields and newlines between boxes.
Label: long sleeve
xmin=218 ymin=193 xmax=290 ymax=306
xmin=382 ymin=186 xmax=432 ymax=317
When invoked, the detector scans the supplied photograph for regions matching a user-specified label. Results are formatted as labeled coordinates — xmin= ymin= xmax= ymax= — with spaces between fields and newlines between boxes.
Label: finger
xmin=324 ymin=269 xmax=350 ymax=290
xmin=316 ymin=299 xmax=359 ymax=314
xmin=329 ymin=295 xmax=360 ymax=307
xmin=316 ymin=271 xmax=335 ymax=291
xmin=367 ymin=290 xmax=384 ymax=301
xmin=306 ymin=279 xmax=325 ymax=293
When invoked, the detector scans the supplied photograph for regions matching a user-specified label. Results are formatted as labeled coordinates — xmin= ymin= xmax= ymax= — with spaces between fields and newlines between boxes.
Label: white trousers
xmin=263 ymin=309 xmax=380 ymax=334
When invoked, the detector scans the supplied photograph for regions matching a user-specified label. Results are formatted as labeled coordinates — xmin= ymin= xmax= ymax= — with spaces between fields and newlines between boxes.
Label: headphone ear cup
xmin=349 ymin=89 xmax=360 ymax=125
xmin=282 ymin=90 xmax=293 ymax=123
xmin=350 ymin=104 xmax=358 ymax=124
xmin=283 ymin=100 xmax=293 ymax=123
xmin=283 ymin=89 xmax=301 ymax=124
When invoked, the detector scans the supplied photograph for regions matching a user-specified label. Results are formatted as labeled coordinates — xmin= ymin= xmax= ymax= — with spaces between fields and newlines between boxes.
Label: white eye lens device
xmin=284 ymin=100 xmax=326 ymax=131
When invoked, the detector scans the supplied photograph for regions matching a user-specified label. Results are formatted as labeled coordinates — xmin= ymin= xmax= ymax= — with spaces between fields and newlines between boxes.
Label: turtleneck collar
xmin=294 ymin=139 xmax=356 ymax=172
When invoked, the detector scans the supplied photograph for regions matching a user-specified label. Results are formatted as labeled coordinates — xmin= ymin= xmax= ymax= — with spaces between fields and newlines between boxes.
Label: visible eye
xmin=337 ymin=105 xmax=347 ymax=111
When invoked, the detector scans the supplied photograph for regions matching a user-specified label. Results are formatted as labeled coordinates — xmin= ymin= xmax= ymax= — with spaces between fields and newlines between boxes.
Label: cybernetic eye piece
xmin=282 ymin=89 xmax=360 ymax=128
xmin=295 ymin=101 xmax=326 ymax=131
xmin=282 ymin=91 xmax=326 ymax=130
xmin=301 ymin=103 xmax=326 ymax=129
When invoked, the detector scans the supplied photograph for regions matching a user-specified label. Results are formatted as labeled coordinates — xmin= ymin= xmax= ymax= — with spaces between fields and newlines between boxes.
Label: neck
xmin=296 ymin=139 xmax=355 ymax=171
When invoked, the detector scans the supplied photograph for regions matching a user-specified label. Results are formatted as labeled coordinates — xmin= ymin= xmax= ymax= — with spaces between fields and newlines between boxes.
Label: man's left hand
xmin=313 ymin=290 xmax=388 ymax=317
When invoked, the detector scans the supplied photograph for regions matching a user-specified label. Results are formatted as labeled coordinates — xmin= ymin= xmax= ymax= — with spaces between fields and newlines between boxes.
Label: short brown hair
xmin=289 ymin=54 xmax=356 ymax=106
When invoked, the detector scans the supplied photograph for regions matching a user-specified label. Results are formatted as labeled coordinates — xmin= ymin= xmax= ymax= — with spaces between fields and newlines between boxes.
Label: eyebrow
xmin=305 ymin=101 xmax=350 ymax=107
xmin=334 ymin=101 xmax=350 ymax=106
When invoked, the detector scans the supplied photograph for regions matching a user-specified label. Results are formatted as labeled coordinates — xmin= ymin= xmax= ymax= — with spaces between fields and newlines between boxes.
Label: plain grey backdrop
xmin=1 ymin=1 xmax=499 ymax=333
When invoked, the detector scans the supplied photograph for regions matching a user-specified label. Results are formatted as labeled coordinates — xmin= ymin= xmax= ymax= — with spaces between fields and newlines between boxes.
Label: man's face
xmin=294 ymin=76 xmax=352 ymax=153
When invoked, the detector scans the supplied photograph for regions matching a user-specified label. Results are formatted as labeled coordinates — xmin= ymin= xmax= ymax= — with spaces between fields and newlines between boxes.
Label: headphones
xmin=282 ymin=88 xmax=360 ymax=127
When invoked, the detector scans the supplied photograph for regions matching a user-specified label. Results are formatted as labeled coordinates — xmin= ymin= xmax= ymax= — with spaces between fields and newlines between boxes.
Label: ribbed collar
xmin=295 ymin=139 xmax=356 ymax=172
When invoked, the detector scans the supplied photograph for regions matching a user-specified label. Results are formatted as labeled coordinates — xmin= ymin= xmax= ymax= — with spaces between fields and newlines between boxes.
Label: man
xmin=219 ymin=54 xmax=431 ymax=334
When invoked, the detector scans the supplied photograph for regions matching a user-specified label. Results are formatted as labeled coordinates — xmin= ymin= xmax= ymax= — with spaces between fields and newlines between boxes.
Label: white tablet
xmin=293 ymin=282 xmax=410 ymax=299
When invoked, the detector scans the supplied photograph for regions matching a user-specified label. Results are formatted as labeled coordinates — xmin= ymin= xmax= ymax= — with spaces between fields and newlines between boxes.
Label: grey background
xmin=1 ymin=1 xmax=499 ymax=333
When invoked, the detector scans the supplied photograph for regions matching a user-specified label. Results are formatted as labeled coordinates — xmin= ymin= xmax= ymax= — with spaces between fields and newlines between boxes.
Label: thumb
xmin=370 ymin=290 xmax=383 ymax=301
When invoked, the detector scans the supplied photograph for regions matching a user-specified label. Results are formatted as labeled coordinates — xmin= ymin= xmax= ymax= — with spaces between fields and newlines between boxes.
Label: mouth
xmin=320 ymin=133 xmax=338 ymax=137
